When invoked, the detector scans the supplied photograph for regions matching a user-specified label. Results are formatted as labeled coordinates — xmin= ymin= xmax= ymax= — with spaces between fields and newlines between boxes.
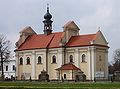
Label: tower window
xmin=19 ymin=57 xmax=23 ymax=65
xmin=82 ymin=54 xmax=86 ymax=62
xmin=26 ymin=57 xmax=30 ymax=65
xmin=38 ymin=56 xmax=42 ymax=64
xmin=69 ymin=55 xmax=73 ymax=63
xmin=52 ymin=55 xmax=56 ymax=63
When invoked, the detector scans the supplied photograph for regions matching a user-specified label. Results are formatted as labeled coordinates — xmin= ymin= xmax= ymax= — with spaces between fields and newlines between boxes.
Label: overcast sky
xmin=0 ymin=0 xmax=120 ymax=62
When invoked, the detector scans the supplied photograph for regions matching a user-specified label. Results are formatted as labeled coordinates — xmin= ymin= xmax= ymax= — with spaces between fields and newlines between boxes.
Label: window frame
xmin=19 ymin=57 xmax=23 ymax=65
xmin=81 ymin=54 xmax=86 ymax=62
xmin=69 ymin=55 xmax=74 ymax=63
xmin=37 ymin=56 xmax=42 ymax=64
xmin=26 ymin=57 xmax=30 ymax=65
xmin=52 ymin=55 xmax=57 ymax=63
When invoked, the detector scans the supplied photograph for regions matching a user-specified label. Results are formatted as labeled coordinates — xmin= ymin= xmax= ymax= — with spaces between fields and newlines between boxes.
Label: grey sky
xmin=0 ymin=0 xmax=120 ymax=62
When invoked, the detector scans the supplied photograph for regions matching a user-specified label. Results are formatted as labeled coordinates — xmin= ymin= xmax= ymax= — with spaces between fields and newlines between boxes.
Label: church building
xmin=15 ymin=6 xmax=109 ymax=80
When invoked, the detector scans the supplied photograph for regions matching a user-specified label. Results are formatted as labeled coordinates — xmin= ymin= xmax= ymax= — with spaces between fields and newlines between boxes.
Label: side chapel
xmin=15 ymin=6 xmax=109 ymax=80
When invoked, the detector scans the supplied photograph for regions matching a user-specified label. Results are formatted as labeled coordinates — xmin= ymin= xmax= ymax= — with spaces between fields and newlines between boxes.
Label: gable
xmin=93 ymin=31 xmax=108 ymax=45
xmin=63 ymin=21 xmax=80 ymax=30
xmin=20 ymin=26 xmax=36 ymax=34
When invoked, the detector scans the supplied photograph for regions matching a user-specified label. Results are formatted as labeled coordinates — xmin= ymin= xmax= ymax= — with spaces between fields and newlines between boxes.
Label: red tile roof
xmin=16 ymin=32 xmax=63 ymax=51
xmin=66 ymin=34 xmax=96 ymax=47
xmin=48 ymin=32 xmax=63 ymax=48
xmin=56 ymin=63 xmax=80 ymax=70
xmin=16 ymin=31 xmax=108 ymax=51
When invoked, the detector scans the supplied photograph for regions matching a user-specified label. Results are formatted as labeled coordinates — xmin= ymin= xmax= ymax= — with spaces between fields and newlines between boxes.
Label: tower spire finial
xmin=98 ymin=26 xmax=101 ymax=31
xmin=47 ymin=3 xmax=49 ymax=12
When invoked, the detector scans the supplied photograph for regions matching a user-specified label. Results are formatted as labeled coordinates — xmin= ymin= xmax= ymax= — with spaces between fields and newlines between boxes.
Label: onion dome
xmin=44 ymin=5 xmax=52 ymax=20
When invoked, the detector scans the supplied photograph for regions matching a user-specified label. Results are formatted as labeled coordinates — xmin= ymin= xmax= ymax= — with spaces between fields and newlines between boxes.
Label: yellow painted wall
xmin=35 ymin=64 xmax=43 ymax=79
xmin=61 ymin=70 xmax=72 ymax=80
xmin=80 ymin=62 xmax=89 ymax=79
xmin=23 ymin=65 xmax=32 ymax=79
xmin=18 ymin=65 xmax=23 ymax=80
xmin=96 ymin=49 xmax=106 ymax=73
xmin=49 ymin=63 xmax=58 ymax=79
xmin=79 ymin=50 xmax=89 ymax=79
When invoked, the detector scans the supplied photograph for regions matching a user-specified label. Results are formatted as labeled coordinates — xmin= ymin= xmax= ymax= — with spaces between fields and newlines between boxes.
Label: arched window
xmin=38 ymin=56 xmax=42 ymax=64
xmin=19 ymin=57 xmax=23 ymax=65
xmin=82 ymin=54 xmax=86 ymax=62
xmin=26 ymin=57 xmax=30 ymax=64
xmin=69 ymin=55 xmax=73 ymax=63
xmin=52 ymin=55 xmax=56 ymax=63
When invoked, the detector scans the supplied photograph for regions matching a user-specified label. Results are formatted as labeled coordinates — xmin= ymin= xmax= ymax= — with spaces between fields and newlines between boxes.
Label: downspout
xmin=63 ymin=45 xmax=66 ymax=64
xmin=46 ymin=34 xmax=55 ymax=73
xmin=46 ymin=48 xmax=48 ymax=72
xmin=90 ymin=47 xmax=92 ymax=80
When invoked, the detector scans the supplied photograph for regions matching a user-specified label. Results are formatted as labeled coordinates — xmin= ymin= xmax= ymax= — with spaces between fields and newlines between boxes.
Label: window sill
xmin=26 ymin=64 xmax=31 ymax=65
xmin=19 ymin=64 xmax=23 ymax=65
xmin=81 ymin=62 xmax=87 ymax=63
xmin=69 ymin=62 xmax=74 ymax=63
xmin=51 ymin=63 xmax=57 ymax=64
xmin=37 ymin=63 xmax=42 ymax=65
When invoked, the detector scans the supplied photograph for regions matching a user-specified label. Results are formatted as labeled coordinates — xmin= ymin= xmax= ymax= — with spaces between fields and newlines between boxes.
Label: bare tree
xmin=0 ymin=34 xmax=12 ymax=80
xmin=108 ymin=62 xmax=114 ymax=74
xmin=112 ymin=49 xmax=120 ymax=72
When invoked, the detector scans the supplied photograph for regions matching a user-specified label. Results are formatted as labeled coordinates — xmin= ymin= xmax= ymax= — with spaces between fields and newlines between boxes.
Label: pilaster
xmin=105 ymin=49 xmax=108 ymax=79
xmin=91 ymin=46 xmax=96 ymax=80
xmin=75 ymin=49 xmax=79 ymax=67
xmin=58 ymin=48 xmax=63 ymax=67
xmin=15 ymin=52 xmax=19 ymax=77
xmin=31 ymin=51 xmax=36 ymax=80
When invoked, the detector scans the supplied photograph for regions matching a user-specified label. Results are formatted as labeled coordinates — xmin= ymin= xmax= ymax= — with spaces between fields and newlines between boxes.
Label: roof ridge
xmin=37 ymin=32 xmax=63 ymax=35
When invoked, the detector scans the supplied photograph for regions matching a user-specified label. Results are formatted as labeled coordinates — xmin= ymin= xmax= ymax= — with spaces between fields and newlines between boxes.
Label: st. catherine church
xmin=15 ymin=5 xmax=109 ymax=80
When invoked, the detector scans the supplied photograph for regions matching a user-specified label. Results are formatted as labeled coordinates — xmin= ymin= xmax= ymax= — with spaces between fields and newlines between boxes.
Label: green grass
xmin=0 ymin=81 xmax=120 ymax=89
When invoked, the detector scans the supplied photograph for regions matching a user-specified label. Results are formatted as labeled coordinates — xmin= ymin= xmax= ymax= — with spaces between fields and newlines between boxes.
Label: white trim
xmin=91 ymin=46 xmax=96 ymax=80
xmin=75 ymin=49 xmax=79 ymax=67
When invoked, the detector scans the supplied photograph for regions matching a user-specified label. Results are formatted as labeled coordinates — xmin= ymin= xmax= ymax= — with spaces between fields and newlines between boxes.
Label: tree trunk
xmin=0 ymin=52 xmax=4 ymax=80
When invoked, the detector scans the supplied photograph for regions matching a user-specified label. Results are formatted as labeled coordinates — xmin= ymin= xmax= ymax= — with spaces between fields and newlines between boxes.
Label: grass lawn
xmin=0 ymin=81 xmax=120 ymax=89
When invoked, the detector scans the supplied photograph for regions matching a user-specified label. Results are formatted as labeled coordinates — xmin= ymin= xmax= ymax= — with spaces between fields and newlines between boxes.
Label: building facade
xmin=15 ymin=6 xmax=109 ymax=80
xmin=0 ymin=58 xmax=16 ymax=79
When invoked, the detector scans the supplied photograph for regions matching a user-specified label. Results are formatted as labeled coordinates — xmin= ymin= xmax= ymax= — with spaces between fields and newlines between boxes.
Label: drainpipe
xmin=46 ymin=48 xmax=48 ymax=73
xmin=63 ymin=45 xmax=66 ymax=64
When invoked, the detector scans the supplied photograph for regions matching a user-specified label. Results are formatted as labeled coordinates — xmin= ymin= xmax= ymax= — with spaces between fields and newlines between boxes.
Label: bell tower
xmin=43 ymin=4 xmax=53 ymax=35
